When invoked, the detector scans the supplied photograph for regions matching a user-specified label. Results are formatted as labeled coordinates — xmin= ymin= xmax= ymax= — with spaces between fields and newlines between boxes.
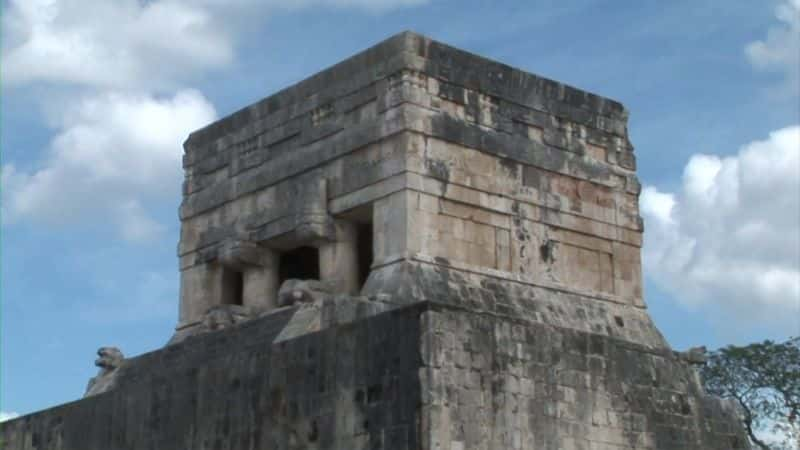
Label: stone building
xmin=1 ymin=32 xmax=749 ymax=449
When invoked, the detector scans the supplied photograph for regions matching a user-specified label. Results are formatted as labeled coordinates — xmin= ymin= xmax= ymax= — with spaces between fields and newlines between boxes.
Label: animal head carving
xmin=203 ymin=306 xmax=235 ymax=331
xmin=95 ymin=347 xmax=124 ymax=371
xmin=277 ymin=279 xmax=334 ymax=307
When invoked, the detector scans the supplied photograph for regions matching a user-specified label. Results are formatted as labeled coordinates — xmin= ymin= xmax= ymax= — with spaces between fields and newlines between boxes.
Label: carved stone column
xmin=218 ymin=239 xmax=280 ymax=313
xmin=319 ymin=220 xmax=360 ymax=295
xmin=243 ymin=250 xmax=279 ymax=312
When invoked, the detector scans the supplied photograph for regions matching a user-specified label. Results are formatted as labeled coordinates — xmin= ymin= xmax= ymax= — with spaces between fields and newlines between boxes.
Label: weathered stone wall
xmin=1 ymin=303 xmax=422 ymax=450
xmin=177 ymin=66 xmax=414 ymax=329
xmin=379 ymin=41 xmax=643 ymax=306
xmin=178 ymin=128 xmax=412 ymax=328
xmin=0 ymin=302 xmax=747 ymax=450
xmin=419 ymin=304 xmax=748 ymax=450
xmin=364 ymin=262 xmax=666 ymax=348
xmin=1 ymin=32 xmax=751 ymax=450
xmin=177 ymin=30 xmax=649 ymax=347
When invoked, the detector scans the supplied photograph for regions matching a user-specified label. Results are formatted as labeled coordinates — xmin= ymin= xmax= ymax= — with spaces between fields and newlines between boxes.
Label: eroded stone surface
xmin=172 ymin=31 xmax=646 ymax=340
xmin=1 ymin=31 xmax=750 ymax=450
xmin=3 ymin=303 xmax=748 ymax=450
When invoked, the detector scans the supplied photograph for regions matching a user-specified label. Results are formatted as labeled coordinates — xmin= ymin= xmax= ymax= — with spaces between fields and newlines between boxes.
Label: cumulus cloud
xmin=1 ymin=0 xmax=430 ymax=89
xmin=1 ymin=90 xmax=216 ymax=242
xmin=641 ymin=126 xmax=800 ymax=330
xmin=266 ymin=0 xmax=429 ymax=13
xmin=0 ymin=411 xmax=20 ymax=422
xmin=2 ymin=0 xmax=235 ymax=89
xmin=745 ymin=0 xmax=800 ymax=96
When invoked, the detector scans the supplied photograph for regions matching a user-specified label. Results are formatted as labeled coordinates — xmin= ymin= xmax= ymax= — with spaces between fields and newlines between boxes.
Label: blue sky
xmin=2 ymin=0 xmax=798 ymax=422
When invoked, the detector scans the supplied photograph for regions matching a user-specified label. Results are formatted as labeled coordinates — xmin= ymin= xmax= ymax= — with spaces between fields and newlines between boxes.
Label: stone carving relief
xmin=84 ymin=347 xmax=126 ymax=397
xmin=201 ymin=304 xmax=253 ymax=332
xmin=277 ymin=279 xmax=335 ymax=307
xmin=676 ymin=346 xmax=708 ymax=365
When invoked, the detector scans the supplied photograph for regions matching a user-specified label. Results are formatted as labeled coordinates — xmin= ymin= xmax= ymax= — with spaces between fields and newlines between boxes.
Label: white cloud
xmin=0 ymin=411 xmax=20 ymax=422
xmin=2 ymin=0 xmax=234 ymax=89
xmin=268 ymin=0 xmax=429 ymax=13
xmin=745 ymin=0 xmax=800 ymax=96
xmin=1 ymin=0 xmax=430 ymax=90
xmin=641 ymin=125 xmax=800 ymax=330
xmin=1 ymin=89 xmax=216 ymax=242
xmin=116 ymin=200 xmax=168 ymax=243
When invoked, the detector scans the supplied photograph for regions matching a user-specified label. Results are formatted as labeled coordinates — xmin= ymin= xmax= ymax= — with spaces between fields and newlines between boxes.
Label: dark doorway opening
xmin=221 ymin=267 xmax=244 ymax=305
xmin=279 ymin=246 xmax=320 ymax=285
xmin=357 ymin=222 xmax=373 ymax=288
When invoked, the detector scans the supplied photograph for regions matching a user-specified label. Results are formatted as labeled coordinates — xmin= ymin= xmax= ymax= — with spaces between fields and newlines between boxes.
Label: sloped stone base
xmin=1 ymin=300 xmax=746 ymax=450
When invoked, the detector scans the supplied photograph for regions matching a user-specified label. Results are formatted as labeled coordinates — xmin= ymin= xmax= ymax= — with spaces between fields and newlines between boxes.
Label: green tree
xmin=700 ymin=337 xmax=800 ymax=450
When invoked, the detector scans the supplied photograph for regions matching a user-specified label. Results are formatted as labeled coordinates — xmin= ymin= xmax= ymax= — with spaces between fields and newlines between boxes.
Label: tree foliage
xmin=701 ymin=337 xmax=800 ymax=450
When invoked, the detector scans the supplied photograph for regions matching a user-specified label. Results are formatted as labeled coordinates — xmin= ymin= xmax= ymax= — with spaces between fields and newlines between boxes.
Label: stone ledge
xmin=362 ymin=259 xmax=663 ymax=348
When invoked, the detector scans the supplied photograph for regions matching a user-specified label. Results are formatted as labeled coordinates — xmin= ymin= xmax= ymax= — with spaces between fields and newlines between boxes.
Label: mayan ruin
xmin=1 ymin=31 xmax=750 ymax=450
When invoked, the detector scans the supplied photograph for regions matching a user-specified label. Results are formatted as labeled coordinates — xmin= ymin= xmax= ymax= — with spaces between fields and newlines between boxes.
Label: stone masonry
xmin=0 ymin=31 xmax=749 ymax=449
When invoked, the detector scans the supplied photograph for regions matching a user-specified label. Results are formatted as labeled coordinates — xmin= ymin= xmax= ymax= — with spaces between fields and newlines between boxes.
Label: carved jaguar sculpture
xmin=276 ymin=279 xmax=335 ymax=307
xmin=201 ymin=304 xmax=252 ymax=332
xmin=84 ymin=347 xmax=125 ymax=397
xmin=677 ymin=346 xmax=708 ymax=365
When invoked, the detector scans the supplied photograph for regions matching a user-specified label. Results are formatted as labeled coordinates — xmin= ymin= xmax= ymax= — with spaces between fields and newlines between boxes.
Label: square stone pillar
xmin=178 ymin=240 xmax=281 ymax=331
xmin=373 ymin=190 xmax=414 ymax=265
xmin=319 ymin=220 xmax=360 ymax=294
xmin=178 ymin=263 xmax=225 ymax=328
xmin=242 ymin=249 xmax=279 ymax=312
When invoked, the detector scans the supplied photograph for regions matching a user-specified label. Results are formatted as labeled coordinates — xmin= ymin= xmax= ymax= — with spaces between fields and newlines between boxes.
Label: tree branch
xmin=736 ymin=395 xmax=772 ymax=450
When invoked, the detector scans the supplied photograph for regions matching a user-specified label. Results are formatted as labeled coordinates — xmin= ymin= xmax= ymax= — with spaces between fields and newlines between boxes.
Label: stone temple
xmin=2 ymin=32 xmax=749 ymax=449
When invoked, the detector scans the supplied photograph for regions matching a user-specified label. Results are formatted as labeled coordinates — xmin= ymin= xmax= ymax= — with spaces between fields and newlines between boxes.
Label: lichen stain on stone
xmin=425 ymin=158 xmax=450 ymax=195
xmin=511 ymin=200 xmax=531 ymax=244
xmin=498 ymin=157 xmax=517 ymax=177
xmin=539 ymin=239 xmax=556 ymax=264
